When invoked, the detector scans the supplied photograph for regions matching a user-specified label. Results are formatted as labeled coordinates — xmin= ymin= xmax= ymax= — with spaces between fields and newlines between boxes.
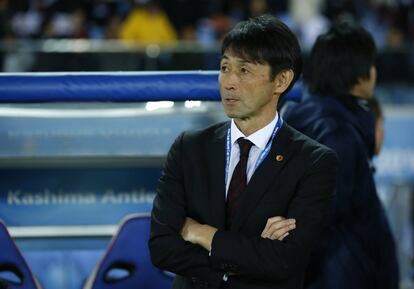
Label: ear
xmin=273 ymin=69 xmax=294 ymax=96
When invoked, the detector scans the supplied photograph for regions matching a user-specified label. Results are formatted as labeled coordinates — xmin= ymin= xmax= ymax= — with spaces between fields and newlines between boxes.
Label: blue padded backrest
xmin=0 ymin=220 xmax=39 ymax=289
xmin=0 ymin=71 xmax=302 ymax=103
xmin=89 ymin=214 xmax=172 ymax=289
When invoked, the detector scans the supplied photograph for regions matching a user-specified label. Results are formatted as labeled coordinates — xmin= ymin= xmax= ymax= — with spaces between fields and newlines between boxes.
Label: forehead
xmin=221 ymin=53 xmax=249 ymax=64
xmin=221 ymin=53 xmax=272 ymax=75
xmin=221 ymin=52 xmax=265 ymax=67
xmin=221 ymin=45 xmax=264 ymax=63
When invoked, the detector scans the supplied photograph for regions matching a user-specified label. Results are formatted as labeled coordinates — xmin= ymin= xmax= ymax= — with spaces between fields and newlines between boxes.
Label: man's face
xmin=358 ymin=65 xmax=377 ymax=98
xmin=219 ymin=51 xmax=278 ymax=122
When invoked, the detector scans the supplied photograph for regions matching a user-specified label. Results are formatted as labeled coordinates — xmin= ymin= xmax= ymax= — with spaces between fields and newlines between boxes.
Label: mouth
xmin=223 ymin=97 xmax=240 ymax=104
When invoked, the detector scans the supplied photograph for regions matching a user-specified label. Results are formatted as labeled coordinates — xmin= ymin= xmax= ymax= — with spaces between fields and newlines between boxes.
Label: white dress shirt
xmin=225 ymin=113 xmax=279 ymax=197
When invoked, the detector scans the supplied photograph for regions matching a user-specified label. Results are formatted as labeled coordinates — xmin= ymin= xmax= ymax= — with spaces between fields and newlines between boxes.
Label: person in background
xmin=119 ymin=0 xmax=177 ymax=44
xmin=283 ymin=21 xmax=399 ymax=289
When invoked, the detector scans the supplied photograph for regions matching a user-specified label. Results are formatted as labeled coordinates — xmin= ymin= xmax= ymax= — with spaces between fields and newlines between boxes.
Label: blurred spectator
xmin=323 ymin=0 xmax=368 ymax=21
xmin=0 ymin=0 xmax=412 ymax=51
xmin=72 ymin=8 xmax=87 ymax=38
xmin=248 ymin=0 xmax=269 ymax=17
xmin=362 ymin=3 xmax=405 ymax=48
xmin=41 ymin=0 xmax=87 ymax=38
xmin=0 ymin=0 xmax=6 ymax=70
xmin=195 ymin=1 xmax=233 ymax=44
xmin=84 ymin=0 xmax=130 ymax=39
xmin=223 ymin=0 xmax=245 ymax=23
xmin=9 ymin=0 xmax=44 ymax=38
xmin=119 ymin=0 xmax=177 ymax=44
xmin=0 ymin=0 xmax=9 ymax=39
xmin=288 ymin=0 xmax=329 ymax=50
xmin=0 ymin=0 xmax=412 ymax=47
xmin=159 ymin=0 xmax=210 ymax=40
xmin=104 ymin=15 xmax=122 ymax=40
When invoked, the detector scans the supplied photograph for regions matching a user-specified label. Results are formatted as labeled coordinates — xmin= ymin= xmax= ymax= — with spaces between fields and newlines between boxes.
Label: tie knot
xmin=237 ymin=138 xmax=253 ymax=157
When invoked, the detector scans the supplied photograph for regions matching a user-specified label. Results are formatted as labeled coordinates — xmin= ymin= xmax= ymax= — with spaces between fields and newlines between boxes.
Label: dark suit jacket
xmin=149 ymin=121 xmax=338 ymax=289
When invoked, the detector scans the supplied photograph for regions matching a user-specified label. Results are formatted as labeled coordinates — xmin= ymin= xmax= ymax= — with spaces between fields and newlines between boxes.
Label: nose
xmin=220 ymin=72 xmax=238 ymax=91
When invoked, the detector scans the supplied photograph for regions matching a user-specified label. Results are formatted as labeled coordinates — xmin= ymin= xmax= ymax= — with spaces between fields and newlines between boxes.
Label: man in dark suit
xmin=149 ymin=15 xmax=338 ymax=289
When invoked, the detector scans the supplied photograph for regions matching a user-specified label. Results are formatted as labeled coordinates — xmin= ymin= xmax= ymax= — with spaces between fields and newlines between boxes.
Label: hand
xmin=180 ymin=217 xmax=218 ymax=251
xmin=261 ymin=216 xmax=296 ymax=241
xmin=180 ymin=217 xmax=199 ymax=243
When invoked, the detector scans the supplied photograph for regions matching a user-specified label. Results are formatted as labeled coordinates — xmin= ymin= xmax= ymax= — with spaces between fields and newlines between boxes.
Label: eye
xmin=220 ymin=64 xmax=229 ymax=73
xmin=240 ymin=67 xmax=250 ymax=74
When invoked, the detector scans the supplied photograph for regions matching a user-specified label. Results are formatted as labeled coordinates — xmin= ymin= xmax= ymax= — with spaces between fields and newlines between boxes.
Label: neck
xmin=350 ymin=86 xmax=371 ymax=99
xmin=234 ymin=112 xmax=277 ymax=137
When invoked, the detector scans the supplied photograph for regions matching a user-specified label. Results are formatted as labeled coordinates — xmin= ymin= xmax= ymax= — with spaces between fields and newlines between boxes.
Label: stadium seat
xmin=83 ymin=213 xmax=173 ymax=289
xmin=0 ymin=220 xmax=42 ymax=289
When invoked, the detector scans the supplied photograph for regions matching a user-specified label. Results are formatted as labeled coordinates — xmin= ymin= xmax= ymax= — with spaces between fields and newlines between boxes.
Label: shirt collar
xmin=230 ymin=113 xmax=279 ymax=151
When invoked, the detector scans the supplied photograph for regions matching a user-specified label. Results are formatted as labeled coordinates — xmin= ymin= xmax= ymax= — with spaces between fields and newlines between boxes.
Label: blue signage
xmin=0 ymin=167 xmax=161 ymax=226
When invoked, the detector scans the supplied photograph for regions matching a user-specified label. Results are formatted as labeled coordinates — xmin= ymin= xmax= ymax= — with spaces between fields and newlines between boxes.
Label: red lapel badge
xmin=275 ymin=154 xmax=284 ymax=162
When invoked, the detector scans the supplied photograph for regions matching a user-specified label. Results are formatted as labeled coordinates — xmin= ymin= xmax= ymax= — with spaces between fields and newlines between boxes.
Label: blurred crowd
xmin=0 ymin=0 xmax=413 ymax=50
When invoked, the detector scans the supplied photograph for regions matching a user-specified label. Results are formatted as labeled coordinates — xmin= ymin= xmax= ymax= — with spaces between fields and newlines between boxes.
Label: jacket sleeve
xmin=148 ymin=133 xmax=223 ymax=286
xmin=209 ymin=150 xmax=338 ymax=281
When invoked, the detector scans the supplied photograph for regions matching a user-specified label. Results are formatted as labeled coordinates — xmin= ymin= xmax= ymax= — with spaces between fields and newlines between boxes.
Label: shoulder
xmin=284 ymin=100 xmax=361 ymax=152
xmin=165 ymin=121 xmax=228 ymax=166
xmin=282 ymin=123 xmax=338 ymax=168
xmin=283 ymin=123 xmax=333 ymax=155
xmin=173 ymin=121 xmax=228 ymax=148
xmin=182 ymin=121 xmax=228 ymax=140
xmin=282 ymin=94 xmax=352 ymax=136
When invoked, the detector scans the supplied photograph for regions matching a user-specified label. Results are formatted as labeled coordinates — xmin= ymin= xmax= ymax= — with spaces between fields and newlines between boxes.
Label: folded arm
xmin=181 ymin=216 xmax=296 ymax=251
xmin=208 ymin=151 xmax=338 ymax=281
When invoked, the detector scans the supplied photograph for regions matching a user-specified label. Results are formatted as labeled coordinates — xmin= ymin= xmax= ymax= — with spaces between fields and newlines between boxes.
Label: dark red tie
xmin=226 ymin=138 xmax=253 ymax=228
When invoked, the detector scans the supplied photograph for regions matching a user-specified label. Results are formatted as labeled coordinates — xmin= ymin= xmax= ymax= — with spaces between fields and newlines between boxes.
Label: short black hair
xmin=309 ymin=21 xmax=376 ymax=97
xmin=221 ymin=14 xmax=302 ymax=96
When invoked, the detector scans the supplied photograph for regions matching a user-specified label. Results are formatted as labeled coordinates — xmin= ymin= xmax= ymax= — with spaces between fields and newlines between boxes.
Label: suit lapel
xmin=207 ymin=122 xmax=228 ymax=230
xmin=231 ymin=123 xmax=295 ymax=232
